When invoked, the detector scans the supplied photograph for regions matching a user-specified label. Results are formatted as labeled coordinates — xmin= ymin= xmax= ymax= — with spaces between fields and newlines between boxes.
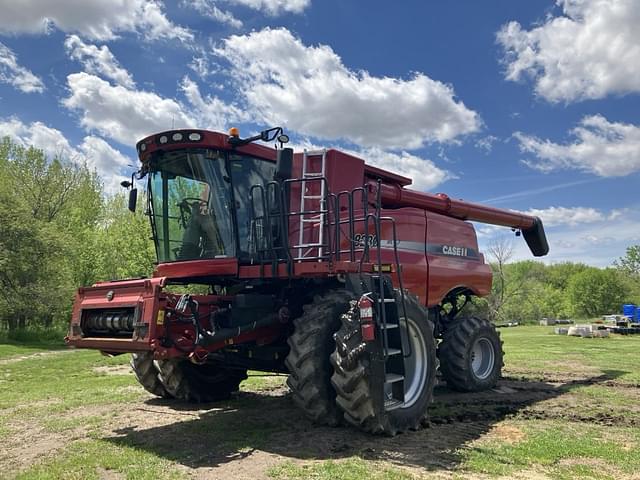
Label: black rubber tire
xmin=331 ymin=293 xmax=437 ymax=435
xmin=154 ymin=359 xmax=248 ymax=403
xmin=438 ymin=316 xmax=504 ymax=392
xmin=285 ymin=290 xmax=354 ymax=426
xmin=130 ymin=352 xmax=172 ymax=398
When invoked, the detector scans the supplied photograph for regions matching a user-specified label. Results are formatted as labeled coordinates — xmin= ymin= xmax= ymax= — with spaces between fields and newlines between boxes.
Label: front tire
xmin=285 ymin=290 xmax=354 ymax=426
xmin=331 ymin=293 xmax=437 ymax=435
xmin=130 ymin=352 xmax=172 ymax=398
xmin=438 ymin=316 xmax=503 ymax=392
xmin=155 ymin=359 xmax=247 ymax=403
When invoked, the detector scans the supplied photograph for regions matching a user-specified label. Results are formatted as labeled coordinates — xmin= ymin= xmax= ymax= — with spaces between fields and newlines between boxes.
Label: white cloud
xmin=0 ymin=42 xmax=44 ymax=93
xmin=63 ymin=73 xmax=246 ymax=146
xmin=184 ymin=0 xmax=310 ymax=28
xmin=498 ymin=0 xmax=640 ymax=103
xmin=180 ymin=76 xmax=248 ymax=129
xmin=0 ymin=118 xmax=73 ymax=159
xmin=475 ymin=135 xmax=499 ymax=154
xmin=524 ymin=206 xmax=610 ymax=227
xmin=231 ymin=0 xmax=309 ymax=15
xmin=291 ymin=139 xmax=452 ymax=191
xmin=0 ymin=117 xmax=131 ymax=191
xmin=515 ymin=115 xmax=640 ymax=177
xmin=357 ymin=148 xmax=453 ymax=191
xmin=503 ymin=211 xmax=640 ymax=267
xmin=63 ymin=73 xmax=195 ymax=146
xmin=189 ymin=56 xmax=212 ymax=79
xmin=478 ymin=204 xmax=640 ymax=267
xmin=213 ymin=28 xmax=480 ymax=149
xmin=0 ymin=0 xmax=192 ymax=42
xmin=64 ymin=36 xmax=135 ymax=88
xmin=184 ymin=0 xmax=243 ymax=28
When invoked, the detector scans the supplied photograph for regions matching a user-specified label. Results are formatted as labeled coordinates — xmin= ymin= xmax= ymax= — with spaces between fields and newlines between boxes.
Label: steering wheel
xmin=177 ymin=197 xmax=209 ymax=229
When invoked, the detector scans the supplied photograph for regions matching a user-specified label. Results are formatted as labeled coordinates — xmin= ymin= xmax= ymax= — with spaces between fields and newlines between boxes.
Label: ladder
xmin=296 ymin=149 xmax=328 ymax=260
xmin=373 ymin=275 xmax=406 ymax=410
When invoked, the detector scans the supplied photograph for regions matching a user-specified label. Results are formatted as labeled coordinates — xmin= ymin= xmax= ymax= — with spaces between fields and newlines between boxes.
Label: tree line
xmin=468 ymin=238 xmax=640 ymax=323
xmin=0 ymin=137 xmax=637 ymax=334
xmin=0 ymin=138 xmax=154 ymax=333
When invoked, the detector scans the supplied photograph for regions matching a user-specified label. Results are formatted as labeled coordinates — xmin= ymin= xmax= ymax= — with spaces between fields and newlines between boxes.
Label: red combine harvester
xmin=66 ymin=127 xmax=548 ymax=434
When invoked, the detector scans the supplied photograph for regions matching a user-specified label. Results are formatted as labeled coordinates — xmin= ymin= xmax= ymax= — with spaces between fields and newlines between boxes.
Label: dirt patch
xmin=3 ymin=367 xmax=635 ymax=479
xmin=93 ymin=365 xmax=133 ymax=376
xmin=557 ymin=457 xmax=628 ymax=479
xmin=484 ymin=423 xmax=525 ymax=443
xmin=0 ymin=350 xmax=72 ymax=365
xmin=0 ymin=418 xmax=85 ymax=474
xmin=97 ymin=467 xmax=125 ymax=480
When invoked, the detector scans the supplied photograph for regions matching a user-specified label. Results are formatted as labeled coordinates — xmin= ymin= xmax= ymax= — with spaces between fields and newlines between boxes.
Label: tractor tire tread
xmin=331 ymin=293 xmax=436 ymax=436
xmin=285 ymin=289 xmax=354 ymax=426
xmin=130 ymin=352 xmax=172 ymax=398
xmin=438 ymin=316 xmax=504 ymax=392
xmin=155 ymin=358 xmax=247 ymax=403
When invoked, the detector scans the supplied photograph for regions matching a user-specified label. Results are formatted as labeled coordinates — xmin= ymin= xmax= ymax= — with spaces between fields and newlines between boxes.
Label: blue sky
xmin=0 ymin=0 xmax=637 ymax=266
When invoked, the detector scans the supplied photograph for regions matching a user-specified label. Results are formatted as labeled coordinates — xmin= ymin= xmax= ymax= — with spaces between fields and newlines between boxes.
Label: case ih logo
xmin=442 ymin=245 xmax=468 ymax=257
xmin=426 ymin=243 xmax=479 ymax=259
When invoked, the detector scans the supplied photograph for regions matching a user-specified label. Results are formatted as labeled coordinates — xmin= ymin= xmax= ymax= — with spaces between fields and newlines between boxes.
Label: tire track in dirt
xmin=2 ymin=368 xmax=634 ymax=478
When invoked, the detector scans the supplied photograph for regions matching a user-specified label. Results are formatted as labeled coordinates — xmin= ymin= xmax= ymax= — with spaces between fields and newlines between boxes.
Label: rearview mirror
xmin=275 ymin=148 xmax=293 ymax=181
xmin=128 ymin=188 xmax=138 ymax=213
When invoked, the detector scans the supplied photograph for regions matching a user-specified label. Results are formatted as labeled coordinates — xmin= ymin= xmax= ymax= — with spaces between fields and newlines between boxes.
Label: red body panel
xmin=154 ymin=258 xmax=238 ymax=278
xmin=66 ymin=277 xmax=167 ymax=352
xmin=136 ymin=129 xmax=500 ymax=308
xmin=66 ymin=129 xmax=543 ymax=355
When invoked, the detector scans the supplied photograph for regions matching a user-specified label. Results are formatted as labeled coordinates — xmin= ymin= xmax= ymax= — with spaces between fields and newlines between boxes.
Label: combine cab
xmin=66 ymin=127 xmax=548 ymax=434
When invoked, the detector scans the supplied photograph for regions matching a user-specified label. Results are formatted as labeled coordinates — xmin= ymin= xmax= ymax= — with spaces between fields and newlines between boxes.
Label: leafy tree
xmin=567 ymin=268 xmax=627 ymax=318
xmin=615 ymin=245 xmax=640 ymax=277
xmin=0 ymin=138 xmax=102 ymax=331
xmin=92 ymin=194 xmax=156 ymax=281
xmin=485 ymin=235 xmax=513 ymax=321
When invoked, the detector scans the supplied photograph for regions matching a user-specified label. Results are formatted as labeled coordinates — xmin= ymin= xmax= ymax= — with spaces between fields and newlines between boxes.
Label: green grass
xmin=2 ymin=325 xmax=640 ymax=479
xmin=241 ymin=372 xmax=287 ymax=392
xmin=0 ymin=341 xmax=65 ymax=359
xmin=462 ymin=421 xmax=640 ymax=479
xmin=0 ymin=349 xmax=140 ymax=412
xmin=268 ymin=458 xmax=414 ymax=480
xmin=15 ymin=439 xmax=183 ymax=480
xmin=500 ymin=325 xmax=640 ymax=383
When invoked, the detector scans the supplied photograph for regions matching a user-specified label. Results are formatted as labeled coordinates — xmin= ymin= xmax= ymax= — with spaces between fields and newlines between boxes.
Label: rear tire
xmin=331 ymin=293 xmax=437 ymax=435
xmin=438 ymin=316 xmax=503 ymax=392
xmin=155 ymin=359 xmax=247 ymax=403
xmin=285 ymin=290 xmax=354 ymax=426
xmin=130 ymin=352 xmax=172 ymax=398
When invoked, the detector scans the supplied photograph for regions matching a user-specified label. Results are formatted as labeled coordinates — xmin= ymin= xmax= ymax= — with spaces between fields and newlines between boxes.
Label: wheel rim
xmin=470 ymin=337 xmax=495 ymax=380
xmin=400 ymin=317 xmax=428 ymax=408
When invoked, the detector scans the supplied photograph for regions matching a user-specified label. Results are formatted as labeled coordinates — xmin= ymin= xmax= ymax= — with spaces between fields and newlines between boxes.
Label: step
xmin=385 ymin=373 xmax=404 ymax=384
xmin=386 ymin=348 xmax=402 ymax=356
xmin=304 ymin=149 xmax=326 ymax=156
xmin=380 ymin=323 xmax=398 ymax=330
xmin=384 ymin=399 xmax=403 ymax=411
xmin=377 ymin=298 xmax=395 ymax=303
xmin=303 ymin=172 xmax=324 ymax=178
xmin=301 ymin=218 xmax=320 ymax=223
xmin=302 ymin=195 xmax=323 ymax=200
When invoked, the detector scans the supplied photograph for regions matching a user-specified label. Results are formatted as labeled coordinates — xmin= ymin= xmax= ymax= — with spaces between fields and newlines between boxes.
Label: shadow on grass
xmin=105 ymin=369 xmax=627 ymax=472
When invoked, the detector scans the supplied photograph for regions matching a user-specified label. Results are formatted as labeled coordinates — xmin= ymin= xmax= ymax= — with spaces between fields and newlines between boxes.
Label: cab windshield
xmin=148 ymin=148 xmax=276 ymax=263
xmin=149 ymin=149 xmax=234 ymax=262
